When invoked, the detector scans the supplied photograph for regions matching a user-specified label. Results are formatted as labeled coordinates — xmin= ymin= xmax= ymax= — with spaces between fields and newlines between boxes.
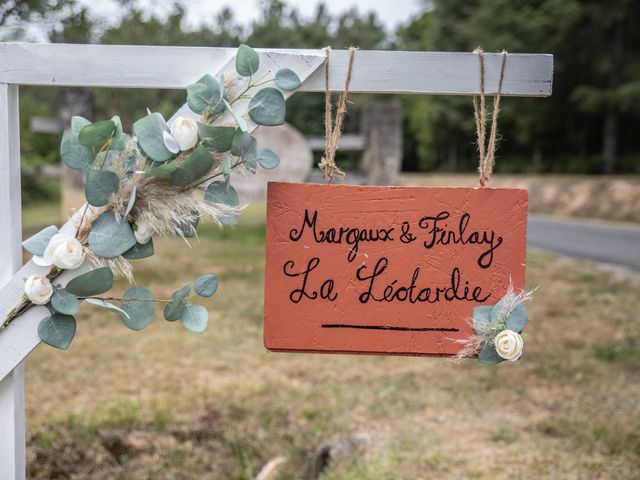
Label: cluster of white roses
xmin=162 ymin=116 xmax=199 ymax=153
xmin=494 ymin=329 xmax=524 ymax=361
xmin=23 ymin=222 xmax=156 ymax=306
xmin=24 ymin=234 xmax=86 ymax=305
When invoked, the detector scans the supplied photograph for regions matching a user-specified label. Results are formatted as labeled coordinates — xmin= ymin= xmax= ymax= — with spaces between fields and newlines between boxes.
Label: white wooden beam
xmin=0 ymin=43 xmax=553 ymax=96
xmin=0 ymin=83 xmax=26 ymax=480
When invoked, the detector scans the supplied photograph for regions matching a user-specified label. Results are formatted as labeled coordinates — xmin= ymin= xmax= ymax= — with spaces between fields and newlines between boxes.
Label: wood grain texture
xmin=0 ymin=43 xmax=553 ymax=96
xmin=264 ymin=182 xmax=528 ymax=356
xmin=0 ymin=83 xmax=26 ymax=480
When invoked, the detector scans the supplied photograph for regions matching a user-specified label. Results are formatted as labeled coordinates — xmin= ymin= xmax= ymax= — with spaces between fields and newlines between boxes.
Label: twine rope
xmin=473 ymin=48 xmax=508 ymax=187
xmin=318 ymin=47 xmax=357 ymax=182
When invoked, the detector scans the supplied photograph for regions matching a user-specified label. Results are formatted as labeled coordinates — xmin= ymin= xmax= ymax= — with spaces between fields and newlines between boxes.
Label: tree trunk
xmin=447 ymin=141 xmax=458 ymax=171
xmin=602 ymin=109 xmax=617 ymax=174
xmin=601 ymin=21 xmax=623 ymax=174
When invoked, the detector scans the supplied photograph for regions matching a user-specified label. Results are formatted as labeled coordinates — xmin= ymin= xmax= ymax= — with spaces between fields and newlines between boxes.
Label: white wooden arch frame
xmin=0 ymin=42 xmax=553 ymax=479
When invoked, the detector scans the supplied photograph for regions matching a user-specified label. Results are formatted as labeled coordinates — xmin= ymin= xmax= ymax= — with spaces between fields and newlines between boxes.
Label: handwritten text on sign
xmin=264 ymin=183 xmax=528 ymax=356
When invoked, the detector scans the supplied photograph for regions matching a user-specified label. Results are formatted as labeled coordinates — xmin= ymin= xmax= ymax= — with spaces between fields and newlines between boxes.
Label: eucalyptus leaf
xmin=222 ymin=99 xmax=248 ymax=132
xmin=248 ymin=88 xmax=286 ymax=126
xmin=85 ymin=298 xmax=130 ymax=320
xmin=88 ymin=212 xmax=137 ymax=258
xmin=257 ymin=148 xmax=280 ymax=169
xmin=163 ymin=284 xmax=190 ymax=322
xmin=478 ymin=343 xmax=504 ymax=365
xmin=230 ymin=130 xmax=257 ymax=161
xmin=95 ymin=150 xmax=117 ymax=170
xmin=505 ymin=301 xmax=528 ymax=333
xmin=147 ymin=163 xmax=178 ymax=178
xmin=133 ymin=112 xmax=174 ymax=163
xmin=180 ymin=304 xmax=208 ymax=333
xmin=38 ymin=314 xmax=76 ymax=350
xmin=171 ymin=146 xmax=213 ymax=186
xmin=235 ymin=44 xmax=260 ymax=77
xmin=121 ymin=285 xmax=154 ymax=331
xmin=197 ymin=124 xmax=235 ymax=152
xmin=124 ymin=185 xmax=137 ymax=219
xmin=194 ymin=274 xmax=218 ymax=297
xmin=222 ymin=153 xmax=231 ymax=177
xmin=85 ymin=169 xmax=120 ymax=207
xmin=175 ymin=214 xmax=199 ymax=238
xmin=471 ymin=305 xmax=493 ymax=335
xmin=23 ymin=225 xmax=58 ymax=256
xmin=122 ymin=239 xmax=154 ymax=260
xmin=65 ymin=267 xmax=114 ymax=297
xmin=186 ymin=74 xmax=222 ymax=114
xmin=244 ymin=159 xmax=257 ymax=174
xmin=111 ymin=132 xmax=131 ymax=152
xmin=491 ymin=293 xmax=518 ymax=324
xmin=78 ymin=120 xmax=116 ymax=148
xmin=50 ymin=289 xmax=80 ymax=315
xmin=204 ymin=181 xmax=239 ymax=225
xmin=275 ymin=68 xmax=301 ymax=90
xmin=71 ymin=116 xmax=91 ymax=135
xmin=111 ymin=115 xmax=124 ymax=139
xmin=60 ymin=129 xmax=94 ymax=170
xmin=124 ymin=144 xmax=139 ymax=173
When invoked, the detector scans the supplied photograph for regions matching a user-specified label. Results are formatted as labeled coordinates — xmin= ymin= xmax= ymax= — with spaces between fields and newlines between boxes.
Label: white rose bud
xmin=24 ymin=274 xmax=53 ymax=305
xmin=37 ymin=233 xmax=67 ymax=267
xmin=52 ymin=237 xmax=85 ymax=270
xmin=170 ymin=116 xmax=199 ymax=151
xmin=494 ymin=329 xmax=524 ymax=361
xmin=134 ymin=221 xmax=154 ymax=244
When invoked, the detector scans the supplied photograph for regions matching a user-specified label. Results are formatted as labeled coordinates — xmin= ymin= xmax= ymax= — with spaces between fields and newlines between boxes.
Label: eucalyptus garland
xmin=3 ymin=44 xmax=301 ymax=349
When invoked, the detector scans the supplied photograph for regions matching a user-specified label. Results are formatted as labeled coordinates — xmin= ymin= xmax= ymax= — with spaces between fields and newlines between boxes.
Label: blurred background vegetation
xmin=2 ymin=0 xmax=640 ymax=204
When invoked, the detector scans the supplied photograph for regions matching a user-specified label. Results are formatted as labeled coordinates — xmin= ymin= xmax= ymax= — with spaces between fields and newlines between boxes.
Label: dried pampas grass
xmin=74 ymin=142 xmax=241 ymax=281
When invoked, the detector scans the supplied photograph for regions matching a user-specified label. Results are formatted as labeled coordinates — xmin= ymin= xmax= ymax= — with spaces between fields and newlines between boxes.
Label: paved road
xmin=527 ymin=216 xmax=640 ymax=272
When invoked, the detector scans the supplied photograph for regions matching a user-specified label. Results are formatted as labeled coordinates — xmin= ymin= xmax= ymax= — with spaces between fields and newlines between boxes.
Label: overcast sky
xmin=79 ymin=0 xmax=425 ymax=31
xmin=1 ymin=0 xmax=426 ymax=42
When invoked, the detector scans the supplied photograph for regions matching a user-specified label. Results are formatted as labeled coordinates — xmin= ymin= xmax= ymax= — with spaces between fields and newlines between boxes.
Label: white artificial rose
xmin=134 ymin=221 xmax=154 ymax=244
xmin=24 ymin=274 xmax=53 ymax=305
xmin=34 ymin=233 xmax=80 ymax=268
xmin=170 ymin=116 xmax=199 ymax=151
xmin=162 ymin=130 xmax=180 ymax=154
xmin=51 ymin=237 xmax=85 ymax=270
xmin=494 ymin=329 xmax=524 ymax=361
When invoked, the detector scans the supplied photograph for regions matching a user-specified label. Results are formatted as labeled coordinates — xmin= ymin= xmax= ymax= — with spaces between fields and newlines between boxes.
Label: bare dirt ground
xmin=22 ymin=205 xmax=640 ymax=479
xmin=400 ymin=174 xmax=640 ymax=224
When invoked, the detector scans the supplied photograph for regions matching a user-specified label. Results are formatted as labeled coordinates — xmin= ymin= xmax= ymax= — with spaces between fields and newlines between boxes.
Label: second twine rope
xmin=318 ymin=47 xmax=357 ymax=182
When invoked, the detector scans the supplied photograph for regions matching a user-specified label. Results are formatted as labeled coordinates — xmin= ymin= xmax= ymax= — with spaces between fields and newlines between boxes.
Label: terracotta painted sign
xmin=264 ymin=182 xmax=528 ymax=356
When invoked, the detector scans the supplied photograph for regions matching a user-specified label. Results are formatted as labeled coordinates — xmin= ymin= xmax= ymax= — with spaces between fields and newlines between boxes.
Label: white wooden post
xmin=0 ymin=82 xmax=26 ymax=480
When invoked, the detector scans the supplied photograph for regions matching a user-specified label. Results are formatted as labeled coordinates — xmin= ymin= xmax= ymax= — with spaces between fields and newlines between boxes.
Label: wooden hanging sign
xmin=264 ymin=182 xmax=528 ymax=356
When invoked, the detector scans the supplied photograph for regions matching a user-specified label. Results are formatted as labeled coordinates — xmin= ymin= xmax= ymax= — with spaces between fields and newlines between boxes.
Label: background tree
xmin=398 ymin=0 xmax=640 ymax=174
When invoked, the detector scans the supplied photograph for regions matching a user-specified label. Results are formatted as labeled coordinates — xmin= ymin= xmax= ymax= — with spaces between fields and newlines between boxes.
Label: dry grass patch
xmin=400 ymin=173 xmax=640 ymax=224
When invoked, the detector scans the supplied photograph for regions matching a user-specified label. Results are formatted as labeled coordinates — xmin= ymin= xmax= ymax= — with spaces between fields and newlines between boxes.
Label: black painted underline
xmin=321 ymin=324 xmax=459 ymax=332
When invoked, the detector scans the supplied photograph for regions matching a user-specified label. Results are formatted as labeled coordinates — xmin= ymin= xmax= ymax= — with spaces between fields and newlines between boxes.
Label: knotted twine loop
xmin=473 ymin=48 xmax=508 ymax=187
xmin=318 ymin=46 xmax=357 ymax=183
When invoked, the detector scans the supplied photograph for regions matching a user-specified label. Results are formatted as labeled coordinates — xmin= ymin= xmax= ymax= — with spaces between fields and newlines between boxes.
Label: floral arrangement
xmin=456 ymin=287 xmax=533 ymax=365
xmin=1 ymin=44 xmax=302 ymax=350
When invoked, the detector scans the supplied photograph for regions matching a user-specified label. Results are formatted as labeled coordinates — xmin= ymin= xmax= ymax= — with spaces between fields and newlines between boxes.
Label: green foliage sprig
xmin=6 ymin=44 xmax=301 ymax=350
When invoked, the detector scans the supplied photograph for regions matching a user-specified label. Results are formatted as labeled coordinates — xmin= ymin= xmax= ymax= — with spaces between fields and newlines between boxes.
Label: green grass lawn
xmin=22 ymin=202 xmax=640 ymax=479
